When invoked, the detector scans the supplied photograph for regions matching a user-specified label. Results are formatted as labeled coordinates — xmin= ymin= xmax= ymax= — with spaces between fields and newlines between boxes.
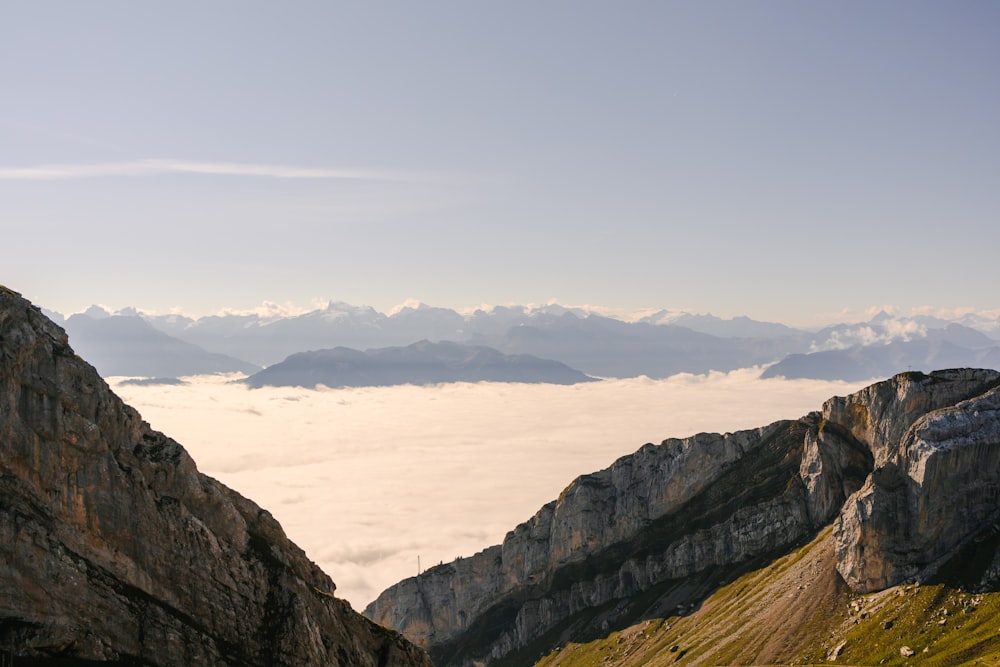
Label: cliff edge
xmin=366 ymin=367 xmax=1000 ymax=666
xmin=0 ymin=286 xmax=431 ymax=666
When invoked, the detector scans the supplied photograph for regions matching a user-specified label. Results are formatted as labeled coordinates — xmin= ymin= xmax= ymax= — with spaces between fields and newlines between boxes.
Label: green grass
xmin=533 ymin=526 xmax=1000 ymax=667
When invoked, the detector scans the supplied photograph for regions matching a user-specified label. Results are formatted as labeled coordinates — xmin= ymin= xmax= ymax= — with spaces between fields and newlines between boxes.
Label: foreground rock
xmin=0 ymin=286 xmax=431 ymax=666
xmin=834 ymin=370 xmax=1000 ymax=591
xmin=366 ymin=367 xmax=1000 ymax=666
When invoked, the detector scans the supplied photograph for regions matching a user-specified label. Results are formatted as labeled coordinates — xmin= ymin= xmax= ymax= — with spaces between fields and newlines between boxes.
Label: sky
xmin=108 ymin=370 xmax=871 ymax=608
xmin=2 ymin=2 xmax=999 ymax=326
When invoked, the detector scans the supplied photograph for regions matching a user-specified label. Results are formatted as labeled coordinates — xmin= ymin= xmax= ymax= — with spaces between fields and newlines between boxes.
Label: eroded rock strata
xmin=0 ymin=286 xmax=431 ymax=666
xmin=366 ymin=367 xmax=1000 ymax=666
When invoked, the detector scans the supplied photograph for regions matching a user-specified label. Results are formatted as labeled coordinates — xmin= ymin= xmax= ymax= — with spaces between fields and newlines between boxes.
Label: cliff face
xmin=834 ymin=372 xmax=1000 ymax=592
xmin=0 ymin=286 xmax=431 ymax=666
xmin=366 ymin=368 xmax=1000 ymax=666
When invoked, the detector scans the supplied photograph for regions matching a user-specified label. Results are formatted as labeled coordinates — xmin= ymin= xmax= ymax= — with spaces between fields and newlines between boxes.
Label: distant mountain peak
xmin=868 ymin=309 xmax=896 ymax=324
xmin=82 ymin=304 xmax=113 ymax=319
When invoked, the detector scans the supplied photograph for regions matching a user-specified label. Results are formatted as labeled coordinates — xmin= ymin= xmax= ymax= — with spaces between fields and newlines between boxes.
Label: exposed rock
xmin=827 ymin=640 xmax=846 ymax=661
xmin=798 ymin=414 xmax=872 ymax=526
xmin=367 ymin=367 xmax=1000 ymax=666
xmin=834 ymin=370 xmax=1000 ymax=592
xmin=0 ymin=286 xmax=431 ymax=666
xmin=368 ymin=416 xmax=819 ymax=664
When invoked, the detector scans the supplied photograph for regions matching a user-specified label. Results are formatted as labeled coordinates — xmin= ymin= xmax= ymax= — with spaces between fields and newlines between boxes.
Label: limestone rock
xmin=367 ymin=418 xmax=818 ymax=664
xmin=835 ymin=371 xmax=1000 ymax=592
xmin=367 ymin=367 xmax=1000 ymax=666
xmin=0 ymin=286 xmax=431 ymax=666
xmin=827 ymin=640 xmax=846 ymax=661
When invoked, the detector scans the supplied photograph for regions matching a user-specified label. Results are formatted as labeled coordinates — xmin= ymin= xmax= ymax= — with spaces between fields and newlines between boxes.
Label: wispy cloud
xmin=812 ymin=320 xmax=928 ymax=352
xmin=0 ymin=158 xmax=421 ymax=182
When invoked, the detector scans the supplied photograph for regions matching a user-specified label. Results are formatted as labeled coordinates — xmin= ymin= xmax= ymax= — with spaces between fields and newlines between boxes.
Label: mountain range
xmin=50 ymin=302 xmax=1000 ymax=384
xmin=7 ymin=286 xmax=1000 ymax=665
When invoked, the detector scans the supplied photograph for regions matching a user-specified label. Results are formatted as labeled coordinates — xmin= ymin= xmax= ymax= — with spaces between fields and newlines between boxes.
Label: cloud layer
xmin=110 ymin=371 xmax=871 ymax=608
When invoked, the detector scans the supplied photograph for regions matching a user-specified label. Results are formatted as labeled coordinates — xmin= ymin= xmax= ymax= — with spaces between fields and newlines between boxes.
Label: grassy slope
xmin=533 ymin=527 xmax=1000 ymax=667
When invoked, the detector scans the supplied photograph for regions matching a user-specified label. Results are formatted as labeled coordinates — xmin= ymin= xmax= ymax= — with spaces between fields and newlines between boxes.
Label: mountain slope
xmin=366 ymin=368 xmax=1000 ymax=666
xmin=488 ymin=314 xmax=796 ymax=378
xmin=243 ymin=340 xmax=597 ymax=388
xmin=63 ymin=312 xmax=259 ymax=377
xmin=533 ymin=525 xmax=1000 ymax=666
xmin=762 ymin=338 xmax=1000 ymax=381
xmin=0 ymin=287 xmax=430 ymax=666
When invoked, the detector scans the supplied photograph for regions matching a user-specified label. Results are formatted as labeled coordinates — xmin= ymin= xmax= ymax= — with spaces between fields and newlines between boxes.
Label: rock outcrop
xmin=835 ymin=371 xmax=1000 ymax=591
xmin=366 ymin=367 xmax=1000 ymax=666
xmin=0 ymin=286 xmax=431 ymax=666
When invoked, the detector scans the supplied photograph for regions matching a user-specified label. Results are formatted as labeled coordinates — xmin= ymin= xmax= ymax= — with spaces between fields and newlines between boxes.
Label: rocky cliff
xmin=0 ymin=286 xmax=431 ymax=666
xmin=366 ymin=367 xmax=1000 ymax=666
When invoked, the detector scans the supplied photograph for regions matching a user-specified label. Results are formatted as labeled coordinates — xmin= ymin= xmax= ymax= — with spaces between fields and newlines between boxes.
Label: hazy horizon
xmin=4 ymin=2 xmax=998 ymax=327
xmin=110 ymin=370 xmax=872 ymax=608
xmin=29 ymin=292 xmax=1000 ymax=333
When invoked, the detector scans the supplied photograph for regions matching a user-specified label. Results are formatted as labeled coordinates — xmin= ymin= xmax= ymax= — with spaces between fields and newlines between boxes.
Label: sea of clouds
xmin=109 ymin=370 xmax=872 ymax=609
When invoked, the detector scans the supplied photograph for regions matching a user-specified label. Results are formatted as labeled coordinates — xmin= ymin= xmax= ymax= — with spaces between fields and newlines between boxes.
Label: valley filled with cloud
xmin=110 ymin=370 xmax=870 ymax=608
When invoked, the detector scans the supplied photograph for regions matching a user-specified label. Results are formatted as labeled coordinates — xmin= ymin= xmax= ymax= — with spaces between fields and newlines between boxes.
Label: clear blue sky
xmin=3 ymin=2 xmax=998 ymax=325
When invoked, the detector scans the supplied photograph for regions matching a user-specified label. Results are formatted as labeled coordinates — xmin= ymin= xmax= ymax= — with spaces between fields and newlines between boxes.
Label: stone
xmin=834 ymin=370 xmax=1000 ymax=592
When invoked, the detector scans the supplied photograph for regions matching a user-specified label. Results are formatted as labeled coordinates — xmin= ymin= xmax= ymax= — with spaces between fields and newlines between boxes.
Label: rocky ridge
xmin=366 ymin=367 xmax=1000 ymax=666
xmin=0 ymin=286 xmax=431 ymax=666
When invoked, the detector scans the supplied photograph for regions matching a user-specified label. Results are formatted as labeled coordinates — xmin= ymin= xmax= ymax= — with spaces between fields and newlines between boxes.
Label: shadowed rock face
xmin=0 ymin=286 xmax=431 ymax=666
xmin=366 ymin=367 xmax=1000 ymax=666
xmin=834 ymin=371 xmax=1000 ymax=592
